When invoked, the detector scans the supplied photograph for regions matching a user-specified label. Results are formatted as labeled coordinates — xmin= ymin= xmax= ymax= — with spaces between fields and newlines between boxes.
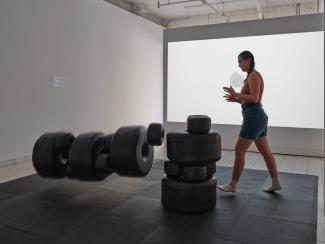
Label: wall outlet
xmin=52 ymin=76 xmax=64 ymax=88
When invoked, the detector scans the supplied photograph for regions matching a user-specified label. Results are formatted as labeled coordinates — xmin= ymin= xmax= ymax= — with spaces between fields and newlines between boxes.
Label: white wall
xmin=0 ymin=0 xmax=163 ymax=162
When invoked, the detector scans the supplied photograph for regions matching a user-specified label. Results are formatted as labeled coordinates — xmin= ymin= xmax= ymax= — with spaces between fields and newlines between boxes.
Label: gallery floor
xmin=0 ymin=150 xmax=325 ymax=244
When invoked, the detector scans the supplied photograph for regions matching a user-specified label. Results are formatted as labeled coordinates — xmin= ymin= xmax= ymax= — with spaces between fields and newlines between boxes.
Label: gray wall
xmin=162 ymin=14 xmax=324 ymax=157
xmin=0 ymin=0 xmax=164 ymax=162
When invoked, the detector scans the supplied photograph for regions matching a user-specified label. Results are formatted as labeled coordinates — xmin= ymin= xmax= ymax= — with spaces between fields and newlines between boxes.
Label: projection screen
xmin=167 ymin=31 xmax=324 ymax=129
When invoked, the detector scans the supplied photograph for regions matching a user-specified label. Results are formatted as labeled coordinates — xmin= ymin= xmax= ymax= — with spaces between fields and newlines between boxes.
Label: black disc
xmin=93 ymin=153 xmax=112 ymax=180
xmin=187 ymin=115 xmax=211 ymax=134
xmin=104 ymin=133 xmax=114 ymax=153
xmin=206 ymin=162 xmax=217 ymax=176
xmin=147 ymin=123 xmax=164 ymax=146
xmin=164 ymin=161 xmax=180 ymax=178
xmin=32 ymin=133 xmax=57 ymax=177
xmin=55 ymin=132 xmax=75 ymax=174
xmin=181 ymin=165 xmax=207 ymax=182
xmin=110 ymin=126 xmax=154 ymax=177
xmin=69 ymin=132 xmax=106 ymax=180
xmin=167 ymin=130 xmax=221 ymax=165
xmin=161 ymin=176 xmax=217 ymax=213
xmin=32 ymin=132 xmax=74 ymax=178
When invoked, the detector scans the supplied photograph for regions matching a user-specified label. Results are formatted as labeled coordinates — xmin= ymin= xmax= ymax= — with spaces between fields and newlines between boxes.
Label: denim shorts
xmin=239 ymin=103 xmax=268 ymax=140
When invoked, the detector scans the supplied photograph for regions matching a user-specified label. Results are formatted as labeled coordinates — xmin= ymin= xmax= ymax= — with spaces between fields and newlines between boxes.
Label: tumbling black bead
xmin=187 ymin=115 xmax=211 ymax=134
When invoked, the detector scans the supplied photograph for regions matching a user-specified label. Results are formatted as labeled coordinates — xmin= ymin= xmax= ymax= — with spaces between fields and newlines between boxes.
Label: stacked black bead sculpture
xmin=161 ymin=115 xmax=221 ymax=213
xmin=32 ymin=123 xmax=164 ymax=181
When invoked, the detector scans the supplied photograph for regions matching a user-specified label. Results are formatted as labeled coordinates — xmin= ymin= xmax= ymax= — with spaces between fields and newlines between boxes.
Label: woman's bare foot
xmin=262 ymin=177 xmax=282 ymax=192
xmin=217 ymin=180 xmax=237 ymax=193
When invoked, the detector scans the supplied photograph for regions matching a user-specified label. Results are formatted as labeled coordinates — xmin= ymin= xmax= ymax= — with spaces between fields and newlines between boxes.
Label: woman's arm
xmin=233 ymin=97 xmax=243 ymax=104
xmin=223 ymin=94 xmax=243 ymax=104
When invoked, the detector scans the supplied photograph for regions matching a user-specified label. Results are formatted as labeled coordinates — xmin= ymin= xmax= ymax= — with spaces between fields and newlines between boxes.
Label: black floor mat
xmin=0 ymin=160 xmax=318 ymax=244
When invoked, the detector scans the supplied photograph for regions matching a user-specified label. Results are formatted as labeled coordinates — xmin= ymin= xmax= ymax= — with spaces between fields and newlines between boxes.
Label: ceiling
xmin=125 ymin=0 xmax=318 ymax=20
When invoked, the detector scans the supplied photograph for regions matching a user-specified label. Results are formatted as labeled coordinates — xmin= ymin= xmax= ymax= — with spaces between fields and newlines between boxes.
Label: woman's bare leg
xmin=217 ymin=137 xmax=253 ymax=192
xmin=232 ymin=137 xmax=254 ymax=181
xmin=254 ymin=136 xmax=278 ymax=177
xmin=254 ymin=136 xmax=282 ymax=192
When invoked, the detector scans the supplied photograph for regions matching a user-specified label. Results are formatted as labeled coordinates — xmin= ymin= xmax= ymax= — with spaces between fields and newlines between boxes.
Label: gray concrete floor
xmin=0 ymin=151 xmax=324 ymax=243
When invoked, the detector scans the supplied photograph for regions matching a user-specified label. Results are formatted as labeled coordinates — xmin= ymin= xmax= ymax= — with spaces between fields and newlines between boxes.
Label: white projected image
xmin=167 ymin=31 xmax=324 ymax=129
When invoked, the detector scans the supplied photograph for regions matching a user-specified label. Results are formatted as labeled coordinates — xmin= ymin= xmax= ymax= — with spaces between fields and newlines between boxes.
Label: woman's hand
xmin=222 ymin=85 xmax=237 ymax=96
xmin=222 ymin=85 xmax=240 ymax=103
xmin=223 ymin=94 xmax=240 ymax=103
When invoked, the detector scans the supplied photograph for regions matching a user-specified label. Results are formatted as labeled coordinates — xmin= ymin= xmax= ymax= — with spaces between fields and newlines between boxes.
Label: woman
xmin=218 ymin=51 xmax=282 ymax=193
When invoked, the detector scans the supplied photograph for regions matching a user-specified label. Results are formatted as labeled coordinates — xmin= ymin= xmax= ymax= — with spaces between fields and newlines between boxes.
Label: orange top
xmin=240 ymin=72 xmax=264 ymax=103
